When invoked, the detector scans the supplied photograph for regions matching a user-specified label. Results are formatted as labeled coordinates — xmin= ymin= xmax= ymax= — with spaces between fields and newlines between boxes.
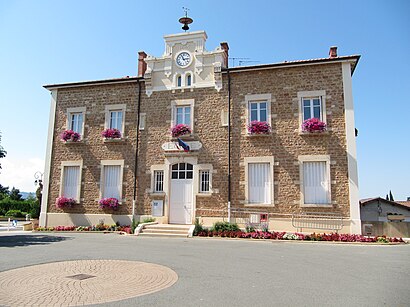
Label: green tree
xmin=0 ymin=184 xmax=9 ymax=200
xmin=0 ymin=131 xmax=6 ymax=171
xmin=389 ymin=190 xmax=394 ymax=202
xmin=10 ymin=187 xmax=22 ymax=201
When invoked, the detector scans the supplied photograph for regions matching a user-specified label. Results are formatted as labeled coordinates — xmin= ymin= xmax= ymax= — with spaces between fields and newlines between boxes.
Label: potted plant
xmin=247 ymin=121 xmax=271 ymax=135
xmin=61 ymin=130 xmax=81 ymax=142
xmin=101 ymin=128 xmax=122 ymax=139
xmin=301 ymin=118 xmax=327 ymax=133
xmin=55 ymin=197 xmax=76 ymax=209
xmin=171 ymin=124 xmax=191 ymax=138
xmin=98 ymin=197 xmax=119 ymax=210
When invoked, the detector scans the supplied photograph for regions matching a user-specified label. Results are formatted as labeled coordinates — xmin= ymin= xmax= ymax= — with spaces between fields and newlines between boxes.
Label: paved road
xmin=0 ymin=232 xmax=409 ymax=307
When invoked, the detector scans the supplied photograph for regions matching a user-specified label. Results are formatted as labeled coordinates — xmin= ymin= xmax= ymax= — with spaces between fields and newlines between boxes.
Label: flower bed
xmin=171 ymin=124 xmax=191 ymax=138
xmin=55 ymin=197 xmax=76 ymax=209
xmin=35 ymin=224 xmax=132 ymax=234
xmin=61 ymin=130 xmax=81 ymax=142
xmin=302 ymin=118 xmax=327 ymax=133
xmin=102 ymin=128 xmax=122 ymax=139
xmin=98 ymin=198 xmax=119 ymax=210
xmin=247 ymin=120 xmax=271 ymax=135
xmin=195 ymin=229 xmax=405 ymax=243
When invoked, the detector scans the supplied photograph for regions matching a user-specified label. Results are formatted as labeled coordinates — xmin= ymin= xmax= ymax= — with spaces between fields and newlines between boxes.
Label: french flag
xmin=177 ymin=138 xmax=190 ymax=152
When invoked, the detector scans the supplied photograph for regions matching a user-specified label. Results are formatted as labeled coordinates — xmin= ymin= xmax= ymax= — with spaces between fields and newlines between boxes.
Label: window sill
xmin=300 ymin=203 xmax=332 ymax=208
xmin=299 ymin=130 xmax=329 ymax=136
xmin=244 ymin=203 xmax=275 ymax=207
xmin=150 ymin=192 xmax=166 ymax=197
xmin=63 ymin=140 xmax=84 ymax=145
xmin=197 ymin=192 xmax=213 ymax=197
xmin=103 ymin=138 xmax=125 ymax=143
xmin=246 ymin=132 xmax=273 ymax=137
xmin=171 ymin=134 xmax=195 ymax=141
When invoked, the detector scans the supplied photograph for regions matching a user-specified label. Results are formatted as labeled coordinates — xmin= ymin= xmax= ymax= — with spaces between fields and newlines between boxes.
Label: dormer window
xmin=186 ymin=74 xmax=192 ymax=86
xmin=177 ymin=75 xmax=182 ymax=87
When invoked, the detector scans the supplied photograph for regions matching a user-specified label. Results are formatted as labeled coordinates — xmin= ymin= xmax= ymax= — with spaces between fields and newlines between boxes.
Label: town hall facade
xmin=40 ymin=29 xmax=361 ymax=234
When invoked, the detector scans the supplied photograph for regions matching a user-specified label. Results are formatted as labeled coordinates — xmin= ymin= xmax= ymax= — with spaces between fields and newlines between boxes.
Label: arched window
xmin=177 ymin=75 xmax=182 ymax=87
xmin=186 ymin=74 xmax=192 ymax=86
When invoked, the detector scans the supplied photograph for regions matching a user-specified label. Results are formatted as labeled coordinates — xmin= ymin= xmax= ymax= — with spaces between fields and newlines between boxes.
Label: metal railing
xmin=291 ymin=212 xmax=344 ymax=232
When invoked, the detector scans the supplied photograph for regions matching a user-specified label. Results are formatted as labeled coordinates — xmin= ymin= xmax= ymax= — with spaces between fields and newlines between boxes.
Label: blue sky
xmin=0 ymin=0 xmax=409 ymax=200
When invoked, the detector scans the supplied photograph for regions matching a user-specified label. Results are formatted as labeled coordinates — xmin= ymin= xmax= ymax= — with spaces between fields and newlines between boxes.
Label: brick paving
xmin=0 ymin=259 xmax=178 ymax=307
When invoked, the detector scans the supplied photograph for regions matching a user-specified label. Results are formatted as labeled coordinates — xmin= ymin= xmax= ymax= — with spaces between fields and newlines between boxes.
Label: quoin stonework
xmin=41 ymin=29 xmax=361 ymax=234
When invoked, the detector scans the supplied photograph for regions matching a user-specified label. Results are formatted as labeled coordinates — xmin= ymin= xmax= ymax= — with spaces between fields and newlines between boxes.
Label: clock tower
xmin=142 ymin=31 xmax=229 ymax=97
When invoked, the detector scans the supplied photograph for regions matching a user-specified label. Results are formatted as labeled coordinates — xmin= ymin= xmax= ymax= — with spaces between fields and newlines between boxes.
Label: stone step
xmin=139 ymin=232 xmax=188 ymax=238
xmin=142 ymin=228 xmax=189 ymax=234
xmin=144 ymin=225 xmax=191 ymax=231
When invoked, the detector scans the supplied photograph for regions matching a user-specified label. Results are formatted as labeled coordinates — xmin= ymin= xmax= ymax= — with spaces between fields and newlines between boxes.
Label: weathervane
xmin=179 ymin=7 xmax=193 ymax=32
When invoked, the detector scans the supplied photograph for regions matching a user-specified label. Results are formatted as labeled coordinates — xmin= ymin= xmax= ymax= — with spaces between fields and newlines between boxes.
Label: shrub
xmin=193 ymin=218 xmax=204 ymax=236
xmin=0 ymin=197 xmax=38 ymax=216
xmin=171 ymin=124 xmax=191 ymax=138
xmin=142 ymin=217 xmax=156 ymax=223
xmin=301 ymin=118 xmax=326 ymax=132
xmin=211 ymin=221 xmax=240 ymax=232
xmin=101 ymin=128 xmax=121 ymax=139
xmin=5 ymin=209 xmax=25 ymax=218
xmin=61 ymin=130 xmax=81 ymax=142
xmin=247 ymin=121 xmax=271 ymax=134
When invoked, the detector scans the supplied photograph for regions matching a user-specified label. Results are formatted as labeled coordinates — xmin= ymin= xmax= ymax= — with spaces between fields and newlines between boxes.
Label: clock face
xmin=176 ymin=52 xmax=191 ymax=67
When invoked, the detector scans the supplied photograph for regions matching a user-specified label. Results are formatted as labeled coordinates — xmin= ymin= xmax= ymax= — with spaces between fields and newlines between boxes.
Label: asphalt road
xmin=1 ymin=232 xmax=409 ymax=307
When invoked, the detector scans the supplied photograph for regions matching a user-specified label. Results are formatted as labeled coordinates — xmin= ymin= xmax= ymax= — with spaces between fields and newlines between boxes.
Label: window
xmin=171 ymin=163 xmax=193 ymax=179
xmin=244 ymin=157 xmax=274 ymax=206
xmin=101 ymin=160 xmax=124 ymax=200
xmin=154 ymin=170 xmax=164 ymax=192
xmin=298 ymin=90 xmax=327 ymax=128
xmin=105 ymin=104 xmax=126 ymax=134
xmin=299 ymin=155 xmax=331 ymax=206
xmin=200 ymin=170 xmax=210 ymax=193
xmin=67 ymin=107 xmax=86 ymax=136
xmin=248 ymin=163 xmax=271 ymax=204
xmin=249 ymin=101 xmax=267 ymax=122
xmin=60 ymin=161 xmax=82 ymax=202
xmin=139 ymin=113 xmax=146 ymax=130
xmin=171 ymin=99 xmax=194 ymax=131
xmin=177 ymin=75 xmax=182 ymax=87
xmin=186 ymin=74 xmax=192 ymax=86
xmin=176 ymin=106 xmax=191 ymax=126
xmin=302 ymin=97 xmax=322 ymax=121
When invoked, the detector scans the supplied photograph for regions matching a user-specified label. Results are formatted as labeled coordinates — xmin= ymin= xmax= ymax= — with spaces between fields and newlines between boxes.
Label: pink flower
xmin=102 ymin=128 xmax=122 ymax=139
xmin=61 ymin=130 xmax=81 ymax=142
xmin=98 ymin=197 xmax=119 ymax=210
xmin=247 ymin=121 xmax=271 ymax=134
xmin=171 ymin=124 xmax=191 ymax=137
xmin=55 ymin=197 xmax=76 ymax=208
xmin=302 ymin=118 xmax=327 ymax=132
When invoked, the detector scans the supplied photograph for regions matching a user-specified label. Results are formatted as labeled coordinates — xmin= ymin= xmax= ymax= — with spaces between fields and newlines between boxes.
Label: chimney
xmin=220 ymin=42 xmax=229 ymax=68
xmin=329 ymin=46 xmax=338 ymax=58
xmin=138 ymin=51 xmax=147 ymax=77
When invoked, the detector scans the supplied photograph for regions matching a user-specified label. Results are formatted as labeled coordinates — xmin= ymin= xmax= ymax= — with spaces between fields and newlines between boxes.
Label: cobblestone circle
xmin=0 ymin=260 xmax=178 ymax=306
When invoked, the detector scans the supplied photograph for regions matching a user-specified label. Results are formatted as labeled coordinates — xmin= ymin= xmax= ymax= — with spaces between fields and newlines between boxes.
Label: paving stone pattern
xmin=0 ymin=259 xmax=178 ymax=306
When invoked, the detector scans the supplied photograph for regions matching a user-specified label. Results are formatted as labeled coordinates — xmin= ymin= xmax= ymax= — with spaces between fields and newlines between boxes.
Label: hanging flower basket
xmin=171 ymin=124 xmax=191 ymax=138
xmin=102 ymin=128 xmax=122 ymax=139
xmin=247 ymin=121 xmax=271 ymax=135
xmin=98 ymin=197 xmax=119 ymax=210
xmin=61 ymin=130 xmax=81 ymax=142
xmin=55 ymin=197 xmax=76 ymax=209
xmin=302 ymin=118 xmax=327 ymax=133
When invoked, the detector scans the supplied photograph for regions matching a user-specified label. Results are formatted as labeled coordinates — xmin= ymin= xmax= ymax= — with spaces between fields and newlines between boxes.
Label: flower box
xmin=171 ymin=124 xmax=191 ymax=138
xmin=98 ymin=197 xmax=119 ymax=210
xmin=61 ymin=130 xmax=81 ymax=142
xmin=55 ymin=197 xmax=76 ymax=209
xmin=101 ymin=128 xmax=122 ymax=139
xmin=247 ymin=121 xmax=271 ymax=135
xmin=301 ymin=118 xmax=327 ymax=133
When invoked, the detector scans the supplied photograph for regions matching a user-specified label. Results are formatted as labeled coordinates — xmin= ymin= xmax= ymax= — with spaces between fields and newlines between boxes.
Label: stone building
xmin=40 ymin=29 xmax=361 ymax=234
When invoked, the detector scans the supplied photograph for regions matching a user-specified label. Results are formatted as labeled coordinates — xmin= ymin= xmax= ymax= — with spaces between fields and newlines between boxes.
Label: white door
xmin=169 ymin=163 xmax=193 ymax=224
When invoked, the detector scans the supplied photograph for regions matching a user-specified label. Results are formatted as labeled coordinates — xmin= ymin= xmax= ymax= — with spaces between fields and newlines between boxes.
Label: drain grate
xmin=66 ymin=274 xmax=96 ymax=280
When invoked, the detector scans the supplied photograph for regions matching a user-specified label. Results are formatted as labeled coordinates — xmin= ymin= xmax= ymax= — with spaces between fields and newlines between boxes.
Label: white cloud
xmin=0 ymin=157 xmax=45 ymax=192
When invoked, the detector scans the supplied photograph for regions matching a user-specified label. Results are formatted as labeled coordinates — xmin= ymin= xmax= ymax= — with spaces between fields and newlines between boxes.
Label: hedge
xmin=0 ymin=198 xmax=40 ymax=218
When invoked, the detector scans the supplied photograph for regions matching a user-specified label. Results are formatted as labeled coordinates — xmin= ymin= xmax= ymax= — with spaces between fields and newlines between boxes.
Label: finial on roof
xmin=179 ymin=7 xmax=193 ymax=32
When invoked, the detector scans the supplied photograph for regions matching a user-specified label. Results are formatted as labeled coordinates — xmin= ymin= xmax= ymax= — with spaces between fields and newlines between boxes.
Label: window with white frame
xmin=67 ymin=107 xmax=86 ymax=136
xmin=154 ymin=170 xmax=164 ymax=193
xmin=199 ymin=170 xmax=210 ymax=193
xmin=60 ymin=161 xmax=82 ymax=202
xmin=186 ymin=74 xmax=192 ymax=86
xmin=244 ymin=156 xmax=274 ymax=206
xmin=105 ymin=104 xmax=126 ymax=133
xmin=101 ymin=161 xmax=123 ymax=200
xmin=298 ymin=90 xmax=327 ymax=125
xmin=299 ymin=155 xmax=331 ymax=206
xmin=172 ymin=99 xmax=194 ymax=130
xmin=249 ymin=101 xmax=267 ymax=122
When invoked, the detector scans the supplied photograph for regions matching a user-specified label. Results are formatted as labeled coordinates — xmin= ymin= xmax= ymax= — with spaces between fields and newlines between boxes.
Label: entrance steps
xmin=139 ymin=224 xmax=192 ymax=237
